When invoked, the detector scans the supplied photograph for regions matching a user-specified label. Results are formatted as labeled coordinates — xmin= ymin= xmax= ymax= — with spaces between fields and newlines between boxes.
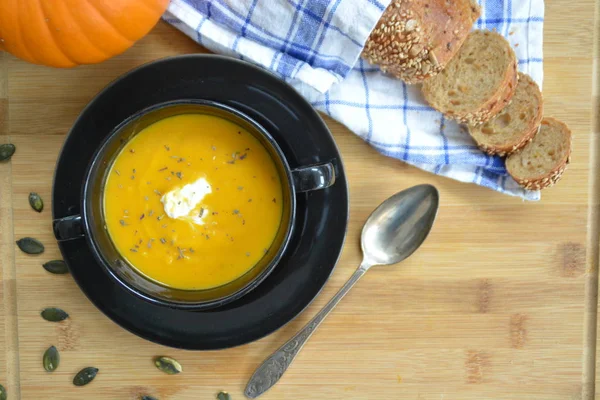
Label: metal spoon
xmin=245 ymin=184 xmax=440 ymax=398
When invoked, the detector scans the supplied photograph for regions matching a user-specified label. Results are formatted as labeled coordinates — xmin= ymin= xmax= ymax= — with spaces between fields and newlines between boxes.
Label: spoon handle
xmin=244 ymin=263 xmax=370 ymax=398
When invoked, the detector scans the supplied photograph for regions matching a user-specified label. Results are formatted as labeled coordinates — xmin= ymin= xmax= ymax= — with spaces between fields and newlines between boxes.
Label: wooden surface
xmin=0 ymin=1 xmax=598 ymax=399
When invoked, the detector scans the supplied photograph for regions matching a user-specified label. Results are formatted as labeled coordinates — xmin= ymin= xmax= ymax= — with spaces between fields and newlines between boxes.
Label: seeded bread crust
xmin=477 ymin=132 xmax=535 ymax=158
xmin=469 ymin=73 xmax=543 ymax=156
xmin=422 ymin=30 xmax=518 ymax=125
xmin=362 ymin=0 xmax=481 ymax=84
xmin=506 ymin=118 xmax=572 ymax=191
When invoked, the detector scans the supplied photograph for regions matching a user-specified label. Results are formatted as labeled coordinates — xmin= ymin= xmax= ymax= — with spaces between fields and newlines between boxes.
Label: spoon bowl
xmin=362 ymin=184 xmax=439 ymax=266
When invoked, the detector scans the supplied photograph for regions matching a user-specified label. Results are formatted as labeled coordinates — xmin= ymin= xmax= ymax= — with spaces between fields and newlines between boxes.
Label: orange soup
xmin=103 ymin=114 xmax=284 ymax=290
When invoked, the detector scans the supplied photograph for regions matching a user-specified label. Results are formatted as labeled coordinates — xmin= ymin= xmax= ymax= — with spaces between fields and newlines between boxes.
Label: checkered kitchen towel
xmin=164 ymin=0 xmax=545 ymax=200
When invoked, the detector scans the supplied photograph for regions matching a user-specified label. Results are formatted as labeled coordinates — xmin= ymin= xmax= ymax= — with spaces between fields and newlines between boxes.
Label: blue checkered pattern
xmin=165 ymin=0 xmax=545 ymax=200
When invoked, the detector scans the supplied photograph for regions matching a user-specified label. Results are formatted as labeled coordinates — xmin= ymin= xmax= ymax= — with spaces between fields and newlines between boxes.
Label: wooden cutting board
xmin=1 ymin=1 xmax=598 ymax=399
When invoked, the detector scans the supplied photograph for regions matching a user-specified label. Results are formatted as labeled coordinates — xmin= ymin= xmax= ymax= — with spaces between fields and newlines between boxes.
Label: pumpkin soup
xmin=103 ymin=113 xmax=284 ymax=290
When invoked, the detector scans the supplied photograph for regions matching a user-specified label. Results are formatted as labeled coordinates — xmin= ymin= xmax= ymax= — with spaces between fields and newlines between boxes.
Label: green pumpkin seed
xmin=42 ymin=260 xmax=69 ymax=274
xmin=154 ymin=356 xmax=182 ymax=375
xmin=28 ymin=192 xmax=44 ymax=213
xmin=141 ymin=396 xmax=158 ymax=400
xmin=43 ymin=345 xmax=60 ymax=372
xmin=0 ymin=384 xmax=6 ymax=400
xmin=217 ymin=392 xmax=231 ymax=400
xmin=73 ymin=367 xmax=98 ymax=386
xmin=0 ymin=143 xmax=15 ymax=161
xmin=16 ymin=237 xmax=44 ymax=255
xmin=41 ymin=307 xmax=69 ymax=322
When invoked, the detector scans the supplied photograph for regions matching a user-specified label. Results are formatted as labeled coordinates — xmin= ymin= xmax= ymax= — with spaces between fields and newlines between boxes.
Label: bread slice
xmin=422 ymin=30 xmax=518 ymax=125
xmin=506 ymin=118 xmax=572 ymax=190
xmin=468 ymin=73 xmax=543 ymax=156
xmin=362 ymin=0 xmax=480 ymax=84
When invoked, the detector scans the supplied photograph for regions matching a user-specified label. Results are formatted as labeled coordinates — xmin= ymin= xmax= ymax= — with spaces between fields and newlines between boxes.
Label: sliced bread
xmin=421 ymin=30 xmax=518 ymax=125
xmin=362 ymin=0 xmax=481 ymax=84
xmin=506 ymin=118 xmax=572 ymax=191
xmin=468 ymin=73 xmax=543 ymax=156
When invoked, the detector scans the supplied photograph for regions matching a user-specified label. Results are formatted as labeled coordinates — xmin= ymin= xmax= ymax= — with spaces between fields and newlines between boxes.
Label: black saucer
xmin=52 ymin=55 xmax=349 ymax=350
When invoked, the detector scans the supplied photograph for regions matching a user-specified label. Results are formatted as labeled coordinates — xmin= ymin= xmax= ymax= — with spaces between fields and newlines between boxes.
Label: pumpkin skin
xmin=0 ymin=0 xmax=170 ymax=67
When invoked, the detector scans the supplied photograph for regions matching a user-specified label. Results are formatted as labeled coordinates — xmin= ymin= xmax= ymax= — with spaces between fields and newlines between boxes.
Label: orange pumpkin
xmin=0 ymin=0 xmax=170 ymax=67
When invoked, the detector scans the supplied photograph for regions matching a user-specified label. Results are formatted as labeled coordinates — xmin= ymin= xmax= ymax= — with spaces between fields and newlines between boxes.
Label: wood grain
xmin=591 ymin=0 xmax=600 ymax=399
xmin=0 ymin=2 xmax=598 ymax=399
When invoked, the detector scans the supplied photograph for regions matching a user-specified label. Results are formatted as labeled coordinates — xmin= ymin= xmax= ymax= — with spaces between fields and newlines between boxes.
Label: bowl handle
xmin=53 ymin=215 xmax=84 ymax=242
xmin=291 ymin=162 xmax=336 ymax=193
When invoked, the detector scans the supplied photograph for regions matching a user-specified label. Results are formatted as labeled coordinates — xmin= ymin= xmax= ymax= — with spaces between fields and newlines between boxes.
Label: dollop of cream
xmin=161 ymin=177 xmax=211 ymax=224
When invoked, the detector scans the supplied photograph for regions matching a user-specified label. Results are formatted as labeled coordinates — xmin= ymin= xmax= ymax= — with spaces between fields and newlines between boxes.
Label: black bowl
xmin=52 ymin=55 xmax=349 ymax=349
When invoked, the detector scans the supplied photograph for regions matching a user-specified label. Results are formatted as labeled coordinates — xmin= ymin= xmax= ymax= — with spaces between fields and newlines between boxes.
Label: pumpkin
xmin=0 ymin=0 xmax=170 ymax=68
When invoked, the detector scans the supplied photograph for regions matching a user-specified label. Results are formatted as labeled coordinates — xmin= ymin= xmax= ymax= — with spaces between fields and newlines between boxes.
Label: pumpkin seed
xmin=217 ymin=392 xmax=231 ymax=400
xmin=41 ymin=307 xmax=69 ymax=322
xmin=0 ymin=384 xmax=5 ymax=400
xmin=16 ymin=237 xmax=44 ymax=254
xmin=28 ymin=192 xmax=43 ymax=213
xmin=42 ymin=260 xmax=69 ymax=274
xmin=73 ymin=367 xmax=98 ymax=386
xmin=154 ymin=356 xmax=182 ymax=374
xmin=43 ymin=345 xmax=60 ymax=372
xmin=141 ymin=396 xmax=158 ymax=400
xmin=0 ymin=143 xmax=15 ymax=161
